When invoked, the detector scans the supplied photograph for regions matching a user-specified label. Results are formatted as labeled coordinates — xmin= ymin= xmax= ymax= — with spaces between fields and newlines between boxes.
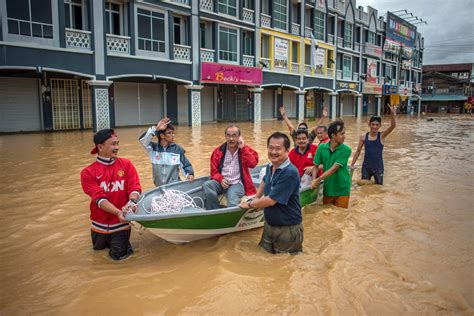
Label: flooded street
xmin=0 ymin=115 xmax=473 ymax=315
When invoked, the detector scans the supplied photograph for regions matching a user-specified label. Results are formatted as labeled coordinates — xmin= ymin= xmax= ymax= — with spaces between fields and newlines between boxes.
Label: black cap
xmin=91 ymin=129 xmax=116 ymax=154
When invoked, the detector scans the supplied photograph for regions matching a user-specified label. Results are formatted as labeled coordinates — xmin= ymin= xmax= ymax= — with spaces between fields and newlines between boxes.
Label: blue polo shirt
xmin=263 ymin=159 xmax=302 ymax=226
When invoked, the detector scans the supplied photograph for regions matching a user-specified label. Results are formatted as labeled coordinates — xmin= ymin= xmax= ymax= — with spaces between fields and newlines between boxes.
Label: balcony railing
xmin=291 ymin=62 xmax=300 ymax=74
xmin=200 ymin=48 xmax=215 ymax=62
xmin=327 ymin=34 xmax=335 ymax=45
xmin=304 ymin=27 xmax=313 ymax=38
xmin=337 ymin=37 xmax=343 ymax=47
xmin=261 ymin=14 xmax=271 ymax=28
xmin=354 ymin=42 xmax=360 ymax=52
xmin=327 ymin=68 xmax=334 ymax=78
xmin=344 ymin=41 xmax=353 ymax=50
xmin=291 ymin=23 xmax=300 ymax=36
xmin=243 ymin=55 xmax=254 ymax=67
xmin=200 ymin=0 xmax=213 ymax=12
xmin=336 ymin=69 xmax=343 ymax=79
xmin=304 ymin=65 xmax=312 ymax=75
xmin=352 ymin=72 xmax=359 ymax=81
xmin=242 ymin=8 xmax=254 ymax=23
xmin=170 ymin=0 xmax=189 ymax=5
xmin=260 ymin=57 xmax=270 ymax=69
xmin=173 ymin=44 xmax=191 ymax=61
xmin=65 ymin=28 xmax=91 ymax=50
xmin=106 ymin=34 xmax=130 ymax=55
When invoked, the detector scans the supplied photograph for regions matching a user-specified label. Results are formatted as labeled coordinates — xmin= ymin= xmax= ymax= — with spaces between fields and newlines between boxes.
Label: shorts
xmin=361 ymin=167 xmax=384 ymax=185
xmin=91 ymin=229 xmax=133 ymax=260
xmin=259 ymin=222 xmax=303 ymax=254
xmin=323 ymin=195 xmax=350 ymax=209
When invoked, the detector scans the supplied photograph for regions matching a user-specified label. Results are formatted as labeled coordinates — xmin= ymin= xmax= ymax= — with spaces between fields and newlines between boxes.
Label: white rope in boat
xmin=148 ymin=189 xmax=204 ymax=214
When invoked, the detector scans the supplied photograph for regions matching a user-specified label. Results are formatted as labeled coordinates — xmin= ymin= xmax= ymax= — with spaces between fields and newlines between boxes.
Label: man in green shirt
xmin=311 ymin=119 xmax=352 ymax=209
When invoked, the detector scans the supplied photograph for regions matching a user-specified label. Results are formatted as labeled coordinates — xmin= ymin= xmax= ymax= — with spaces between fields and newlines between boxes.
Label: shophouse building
xmin=0 ymin=0 xmax=424 ymax=133
xmin=421 ymin=63 xmax=473 ymax=113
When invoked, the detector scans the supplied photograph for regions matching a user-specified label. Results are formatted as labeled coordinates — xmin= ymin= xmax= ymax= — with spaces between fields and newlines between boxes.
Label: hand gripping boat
xmin=126 ymin=165 xmax=320 ymax=244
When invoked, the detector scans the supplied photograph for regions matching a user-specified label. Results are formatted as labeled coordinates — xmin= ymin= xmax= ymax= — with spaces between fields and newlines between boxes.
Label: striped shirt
xmin=221 ymin=149 xmax=241 ymax=185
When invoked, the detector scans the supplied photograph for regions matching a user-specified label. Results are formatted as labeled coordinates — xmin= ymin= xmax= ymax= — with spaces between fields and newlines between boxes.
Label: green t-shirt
xmin=314 ymin=142 xmax=352 ymax=196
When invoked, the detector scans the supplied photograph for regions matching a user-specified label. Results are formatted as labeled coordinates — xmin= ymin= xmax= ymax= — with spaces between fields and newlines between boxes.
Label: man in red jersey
xmin=288 ymin=129 xmax=317 ymax=186
xmin=81 ymin=129 xmax=141 ymax=260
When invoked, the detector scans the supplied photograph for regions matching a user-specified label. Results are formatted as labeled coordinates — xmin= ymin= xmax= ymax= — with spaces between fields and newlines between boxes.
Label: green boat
xmin=126 ymin=165 xmax=320 ymax=244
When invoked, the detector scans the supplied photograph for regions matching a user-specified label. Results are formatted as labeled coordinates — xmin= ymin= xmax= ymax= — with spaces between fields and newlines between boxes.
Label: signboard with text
xmin=366 ymin=58 xmax=378 ymax=84
xmin=386 ymin=11 xmax=417 ymax=48
xmin=390 ymin=94 xmax=400 ymax=105
xmin=363 ymin=82 xmax=382 ymax=94
xmin=274 ymin=37 xmax=289 ymax=70
xmin=383 ymin=85 xmax=397 ymax=95
xmin=336 ymin=81 xmax=359 ymax=91
xmin=364 ymin=44 xmax=382 ymax=58
xmin=201 ymin=62 xmax=262 ymax=85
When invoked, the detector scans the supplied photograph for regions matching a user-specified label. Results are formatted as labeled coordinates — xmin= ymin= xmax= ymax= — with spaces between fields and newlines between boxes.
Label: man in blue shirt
xmin=240 ymin=132 xmax=303 ymax=254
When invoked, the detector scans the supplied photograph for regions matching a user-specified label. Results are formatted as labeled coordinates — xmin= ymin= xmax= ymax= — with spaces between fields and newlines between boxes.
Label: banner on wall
xmin=274 ymin=38 xmax=289 ymax=70
xmin=386 ymin=12 xmax=417 ymax=48
xmin=201 ymin=62 xmax=262 ymax=85
xmin=366 ymin=58 xmax=378 ymax=84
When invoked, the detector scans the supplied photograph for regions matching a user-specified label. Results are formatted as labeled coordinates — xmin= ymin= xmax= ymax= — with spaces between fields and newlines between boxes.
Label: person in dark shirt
xmin=240 ymin=132 xmax=302 ymax=254
xmin=350 ymin=106 xmax=397 ymax=184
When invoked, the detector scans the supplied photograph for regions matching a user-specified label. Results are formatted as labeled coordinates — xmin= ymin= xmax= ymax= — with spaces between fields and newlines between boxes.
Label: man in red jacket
xmin=80 ymin=129 xmax=141 ymax=260
xmin=203 ymin=125 xmax=259 ymax=210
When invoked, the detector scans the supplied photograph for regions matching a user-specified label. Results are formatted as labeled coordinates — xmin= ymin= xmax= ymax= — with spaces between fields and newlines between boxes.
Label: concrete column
xmin=91 ymin=0 xmax=106 ymax=79
xmin=356 ymin=94 xmax=363 ymax=119
xmin=376 ymin=95 xmax=382 ymax=116
xmin=330 ymin=92 xmax=337 ymax=121
xmin=417 ymin=98 xmax=422 ymax=117
xmin=185 ymin=84 xmax=204 ymax=127
xmin=249 ymin=87 xmax=264 ymax=123
xmin=87 ymin=80 xmax=113 ymax=132
xmin=295 ymin=90 xmax=306 ymax=123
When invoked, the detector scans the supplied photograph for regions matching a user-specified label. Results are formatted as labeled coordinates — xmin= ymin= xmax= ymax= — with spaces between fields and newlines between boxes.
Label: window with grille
xmin=137 ymin=8 xmax=165 ymax=53
xmin=344 ymin=22 xmax=353 ymax=47
xmin=105 ymin=2 xmax=121 ymax=35
xmin=218 ymin=0 xmax=237 ymax=17
xmin=64 ymin=0 xmax=83 ymax=30
xmin=6 ymin=0 xmax=53 ymax=38
xmin=243 ymin=31 xmax=253 ymax=55
xmin=343 ymin=56 xmax=352 ymax=80
xmin=314 ymin=11 xmax=325 ymax=41
xmin=273 ymin=0 xmax=288 ymax=31
xmin=367 ymin=31 xmax=376 ymax=44
xmin=219 ymin=26 xmax=238 ymax=63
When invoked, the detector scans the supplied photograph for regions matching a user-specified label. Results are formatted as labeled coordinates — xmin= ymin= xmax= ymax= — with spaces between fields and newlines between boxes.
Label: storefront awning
xmin=420 ymin=95 xmax=467 ymax=102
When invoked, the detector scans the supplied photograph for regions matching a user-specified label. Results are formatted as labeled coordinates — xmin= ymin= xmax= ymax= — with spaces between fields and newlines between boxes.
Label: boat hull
xmin=127 ymin=166 xmax=320 ymax=243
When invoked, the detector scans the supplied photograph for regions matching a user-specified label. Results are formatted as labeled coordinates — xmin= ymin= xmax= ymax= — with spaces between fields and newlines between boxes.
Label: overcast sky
xmin=356 ymin=0 xmax=474 ymax=65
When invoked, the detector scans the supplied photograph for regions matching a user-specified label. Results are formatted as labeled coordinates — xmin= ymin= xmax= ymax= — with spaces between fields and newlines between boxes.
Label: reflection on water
xmin=1 ymin=115 xmax=473 ymax=314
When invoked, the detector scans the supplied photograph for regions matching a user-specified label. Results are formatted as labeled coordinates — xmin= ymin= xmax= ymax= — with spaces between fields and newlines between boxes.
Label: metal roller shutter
xmin=0 ymin=77 xmax=41 ymax=132
xmin=201 ymin=86 xmax=214 ymax=122
xmin=261 ymin=89 xmax=274 ymax=119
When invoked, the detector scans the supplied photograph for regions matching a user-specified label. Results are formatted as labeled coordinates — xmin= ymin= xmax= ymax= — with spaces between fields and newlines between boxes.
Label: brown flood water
xmin=0 ymin=115 xmax=473 ymax=315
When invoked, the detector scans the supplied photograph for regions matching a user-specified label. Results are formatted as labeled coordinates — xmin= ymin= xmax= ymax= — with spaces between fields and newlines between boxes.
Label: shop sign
xmin=399 ymin=86 xmax=412 ymax=96
xmin=201 ymin=62 xmax=262 ymax=85
xmin=363 ymin=82 xmax=382 ymax=94
xmin=390 ymin=94 xmax=400 ymax=105
xmin=366 ymin=58 xmax=378 ymax=83
xmin=383 ymin=85 xmax=397 ymax=95
xmin=274 ymin=37 xmax=289 ymax=71
xmin=337 ymin=81 xmax=359 ymax=90
xmin=386 ymin=12 xmax=417 ymax=48
xmin=363 ymin=44 xmax=382 ymax=58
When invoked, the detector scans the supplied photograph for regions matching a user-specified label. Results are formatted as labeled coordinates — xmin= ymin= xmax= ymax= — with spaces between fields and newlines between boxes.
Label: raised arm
xmin=279 ymin=106 xmax=295 ymax=133
xmin=350 ymin=135 xmax=365 ymax=169
xmin=381 ymin=106 xmax=397 ymax=140
xmin=309 ymin=106 xmax=328 ymax=135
